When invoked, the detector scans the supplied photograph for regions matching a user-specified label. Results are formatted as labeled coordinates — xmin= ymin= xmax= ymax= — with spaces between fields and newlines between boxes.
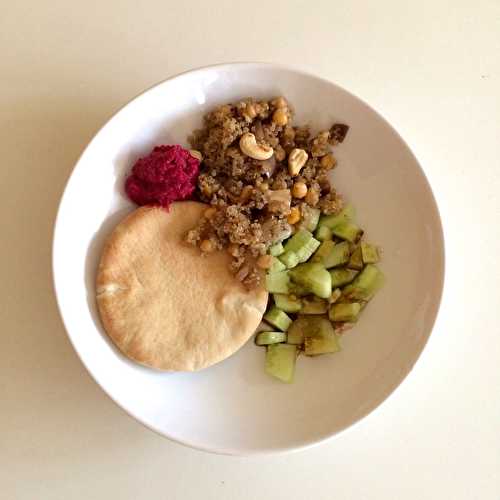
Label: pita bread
xmin=96 ymin=202 xmax=268 ymax=371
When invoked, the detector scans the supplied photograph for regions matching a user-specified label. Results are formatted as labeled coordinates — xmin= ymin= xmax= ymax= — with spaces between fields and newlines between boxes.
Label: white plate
xmin=52 ymin=63 xmax=445 ymax=455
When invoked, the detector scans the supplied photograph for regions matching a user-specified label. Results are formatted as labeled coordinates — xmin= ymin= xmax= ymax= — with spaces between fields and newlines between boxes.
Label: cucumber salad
xmin=258 ymin=204 xmax=384 ymax=383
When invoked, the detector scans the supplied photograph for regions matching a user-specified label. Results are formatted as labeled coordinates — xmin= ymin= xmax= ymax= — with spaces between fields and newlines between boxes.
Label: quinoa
xmin=186 ymin=97 xmax=349 ymax=288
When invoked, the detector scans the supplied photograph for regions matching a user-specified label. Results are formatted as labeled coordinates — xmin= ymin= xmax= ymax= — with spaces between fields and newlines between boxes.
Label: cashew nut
xmin=239 ymin=133 xmax=274 ymax=160
xmin=189 ymin=149 xmax=203 ymax=162
xmin=288 ymin=148 xmax=308 ymax=176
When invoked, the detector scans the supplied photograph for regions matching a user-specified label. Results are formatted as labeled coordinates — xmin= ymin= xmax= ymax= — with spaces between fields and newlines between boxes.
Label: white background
xmin=1 ymin=1 xmax=499 ymax=498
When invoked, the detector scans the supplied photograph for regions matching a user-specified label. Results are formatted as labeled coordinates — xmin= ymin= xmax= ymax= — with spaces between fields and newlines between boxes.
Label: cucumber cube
xmin=289 ymin=263 xmax=332 ymax=299
xmin=343 ymin=264 xmax=385 ymax=300
xmin=269 ymin=242 xmax=285 ymax=257
xmin=332 ymin=222 xmax=363 ymax=243
xmin=265 ymin=344 xmax=297 ymax=383
xmin=287 ymin=317 xmax=309 ymax=345
xmin=255 ymin=331 xmax=287 ymax=346
xmin=315 ymin=225 xmax=332 ymax=242
xmin=268 ymin=256 xmax=287 ymax=274
xmin=299 ymin=206 xmax=321 ymax=232
xmin=288 ymin=282 xmax=310 ymax=297
xmin=283 ymin=229 xmax=314 ymax=253
xmin=279 ymin=250 xmax=299 ymax=269
xmin=304 ymin=334 xmax=340 ymax=356
xmin=300 ymin=316 xmax=341 ymax=355
xmin=301 ymin=298 xmax=328 ymax=314
xmin=318 ymin=204 xmax=355 ymax=229
xmin=287 ymin=316 xmax=334 ymax=346
xmin=361 ymin=242 xmax=380 ymax=264
xmin=264 ymin=306 xmax=293 ymax=332
xmin=330 ymin=268 xmax=359 ymax=288
xmin=283 ymin=229 xmax=320 ymax=263
xmin=273 ymin=293 xmax=303 ymax=313
xmin=329 ymin=302 xmax=361 ymax=322
xmin=347 ymin=246 xmax=364 ymax=270
xmin=312 ymin=240 xmax=350 ymax=268
xmin=296 ymin=237 xmax=321 ymax=263
xmin=265 ymin=271 xmax=290 ymax=293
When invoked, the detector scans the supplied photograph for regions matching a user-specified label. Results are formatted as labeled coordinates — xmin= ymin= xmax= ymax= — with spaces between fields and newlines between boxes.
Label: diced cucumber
xmin=283 ymin=229 xmax=320 ymax=263
xmin=304 ymin=334 xmax=340 ymax=356
xmin=265 ymin=344 xmax=297 ymax=383
xmin=312 ymin=240 xmax=334 ymax=262
xmin=264 ymin=306 xmax=293 ymax=332
xmin=318 ymin=204 xmax=355 ymax=229
xmin=297 ymin=316 xmax=340 ymax=355
xmin=287 ymin=316 xmax=334 ymax=346
xmin=330 ymin=268 xmax=359 ymax=288
xmin=343 ymin=264 xmax=385 ymax=300
xmin=332 ymin=222 xmax=363 ymax=243
xmin=329 ymin=302 xmax=361 ymax=322
xmin=255 ymin=331 xmax=287 ymax=346
xmin=328 ymin=288 xmax=342 ymax=304
xmin=296 ymin=237 xmax=321 ymax=263
xmin=265 ymin=271 xmax=290 ymax=293
xmin=283 ymin=229 xmax=314 ymax=253
xmin=301 ymin=298 xmax=328 ymax=314
xmin=268 ymin=256 xmax=287 ymax=274
xmin=361 ymin=242 xmax=380 ymax=264
xmin=305 ymin=316 xmax=336 ymax=338
xmin=287 ymin=317 xmax=309 ymax=345
xmin=312 ymin=240 xmax=350 ymax=268
xmin=269 ymin=242 xmax=285 ymax=257
xmin=288 ymin=282 xmax=310 ymax=297
xmin=299 ymin=206 xmax=321 ymax=232
xmin=347 ymin=246 xmax=364 ymax=270
xmin=315 ymin=225 xmax=332 ymax=242
xmin=279 ymin=250 xmax=299 ymax=269
xmin=273 ymin=293 xmax=303 ymax=313
xmin=289 ymin=263 xmax=332 ymax=299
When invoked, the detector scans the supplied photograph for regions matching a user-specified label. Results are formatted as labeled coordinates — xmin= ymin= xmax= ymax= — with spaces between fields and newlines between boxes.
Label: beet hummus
xmin=125 ymin=145 xmax=199 ymax=209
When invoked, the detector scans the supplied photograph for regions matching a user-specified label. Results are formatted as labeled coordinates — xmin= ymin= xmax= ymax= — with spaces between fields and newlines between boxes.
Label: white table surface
xmin=2 ymin=1 xmax=499 ymax=498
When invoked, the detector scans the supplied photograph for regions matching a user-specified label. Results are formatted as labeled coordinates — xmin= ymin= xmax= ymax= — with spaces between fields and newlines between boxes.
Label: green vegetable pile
xmin=256 ymin=204 xmax=384 ymax=383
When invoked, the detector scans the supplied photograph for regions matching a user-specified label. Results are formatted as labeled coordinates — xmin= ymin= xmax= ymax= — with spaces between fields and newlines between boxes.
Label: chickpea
xmin=272 ymin=96 xmax=288 ymax=109
xmin=201 ymin=185 xmax=213 ymax=197
xmin=257 ymin=254 xmax=273 ymax=269
xmin=282 ymin=126 xmax=295 ymax=142
xmin=287 ymin=206 xmax=301 ymax=225
xmin=259 ymin=181 xmax=269 ymax=192
xmin=244 ymin=103 xmax=257 ymax=120
xmin=274 ymin=145 xmax=286 ymax=162
xmin=272 ymin=108 xmax=288 ymax=126
xmin=292 ymin=181 xmax=308 ymax=199
xmin=305 ymin=189 xmax=320 ymax=206
xmin=320 ymin=153 xmax=337 ymax=169
xmin=200 ymin=239 xmax=215 ymax=253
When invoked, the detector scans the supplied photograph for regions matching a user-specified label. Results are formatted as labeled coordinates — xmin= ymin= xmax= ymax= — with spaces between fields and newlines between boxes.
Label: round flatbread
xmin=96 ymin=202 xmax=268 ymax=371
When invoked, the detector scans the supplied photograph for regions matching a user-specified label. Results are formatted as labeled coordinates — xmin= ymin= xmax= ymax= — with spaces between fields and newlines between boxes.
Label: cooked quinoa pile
xmin=185 ymin=96 xmax=349 ymax=288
